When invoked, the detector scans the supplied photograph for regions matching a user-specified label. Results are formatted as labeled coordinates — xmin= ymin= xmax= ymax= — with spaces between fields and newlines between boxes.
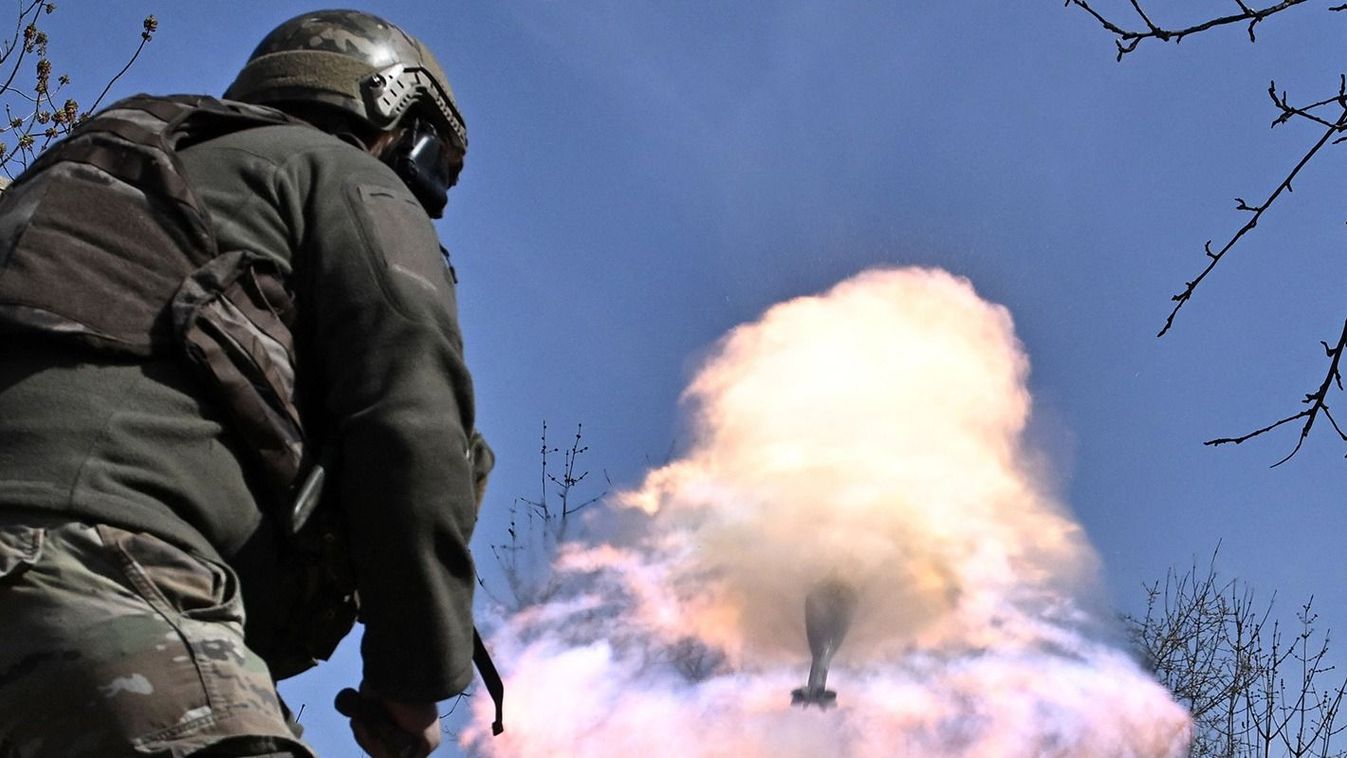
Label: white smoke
xmin=466 ymin=268 xmax=1191 ymax=757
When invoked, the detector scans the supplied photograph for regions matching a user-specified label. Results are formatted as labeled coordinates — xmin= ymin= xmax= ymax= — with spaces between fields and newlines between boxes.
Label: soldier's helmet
xmin=224 ymin=10 xmax=466 ymax=154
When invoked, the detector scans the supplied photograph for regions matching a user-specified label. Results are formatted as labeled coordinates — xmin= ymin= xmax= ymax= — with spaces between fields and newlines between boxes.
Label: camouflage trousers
xmin=0 ymin=515 xmax=314 ymax=757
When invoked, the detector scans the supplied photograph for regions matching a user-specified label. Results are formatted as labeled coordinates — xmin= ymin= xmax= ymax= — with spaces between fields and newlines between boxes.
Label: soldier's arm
xmin=283 ymin=142 xmax=480 ymax=703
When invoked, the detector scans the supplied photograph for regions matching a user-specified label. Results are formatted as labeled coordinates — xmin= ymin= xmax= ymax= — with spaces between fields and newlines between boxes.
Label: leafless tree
xmin=477 ymin=423 xmax=732 ymax=692
xmin=1067 ymin=0 xmax=1347 ymax=465
xmin=485 ymin=421 xmax=608 ymax=609
xmin=0 ymin=2 xmax=156 ymax=179
xmin=1127 ymin=550 xmax=1347 ymax=756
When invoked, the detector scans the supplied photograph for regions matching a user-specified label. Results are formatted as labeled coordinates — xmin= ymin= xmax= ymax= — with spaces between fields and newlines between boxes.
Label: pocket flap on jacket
xmin=0 ymin=524 xmax=43 ymax=580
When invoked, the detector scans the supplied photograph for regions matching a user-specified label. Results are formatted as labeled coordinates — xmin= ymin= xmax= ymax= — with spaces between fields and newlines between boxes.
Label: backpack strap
xmin=0 ymin=94 xmax=298 ymax=355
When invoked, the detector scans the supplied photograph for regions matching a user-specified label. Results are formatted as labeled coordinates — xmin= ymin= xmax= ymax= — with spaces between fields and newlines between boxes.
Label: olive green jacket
xmin=0 ymin=118 xmax=481 ymax=702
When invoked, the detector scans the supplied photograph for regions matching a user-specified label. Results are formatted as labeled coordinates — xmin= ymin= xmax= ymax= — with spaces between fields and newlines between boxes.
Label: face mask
xmin=381 ymin=118 xmax=460 ymax=218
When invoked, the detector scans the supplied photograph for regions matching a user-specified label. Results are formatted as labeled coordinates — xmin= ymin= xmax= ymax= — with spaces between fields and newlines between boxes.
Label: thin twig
xmin=1159 ymin=109 xmax=1347 ymax=337
xmin=0 ymin=0 xmax=42 ymax=100
xmin=1206 ymin=319 xmax=1347 ymax=465
xmin=85 ymin=15 xmax=154 ymax=115
xmin=1268 ymin=78 xmax=1346 ymax=129
xmin=1065 ymin=0 xmax=1314 ymax=60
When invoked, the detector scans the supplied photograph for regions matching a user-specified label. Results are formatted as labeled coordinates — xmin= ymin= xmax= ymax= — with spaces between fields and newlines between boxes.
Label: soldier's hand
xmin=336 ymin=685 xmax=440 ymax=758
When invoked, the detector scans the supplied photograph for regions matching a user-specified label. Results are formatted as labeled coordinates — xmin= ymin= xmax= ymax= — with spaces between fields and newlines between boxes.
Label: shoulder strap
xmin=0 ymin=94 xmax=298 ymax=355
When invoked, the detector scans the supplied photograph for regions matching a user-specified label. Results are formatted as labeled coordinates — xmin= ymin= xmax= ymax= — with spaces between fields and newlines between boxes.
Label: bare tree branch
xmin=1206 ymin=319 xmax=1347 ymax=465
xmin=1065 ymin=0 xmax=1320 ymax=61
xmin=85 ymin=14 xmax=155 ymax=115
xmin=491 ymin=421 xmax=608 ymax=609
xmin=1159 ymin=100 xmax=1347 ymax=338
xmin=1269 ymin=76 xmax=1347 ymax=129
xmin=1070 ymin=3 xmax=1347 ymax=465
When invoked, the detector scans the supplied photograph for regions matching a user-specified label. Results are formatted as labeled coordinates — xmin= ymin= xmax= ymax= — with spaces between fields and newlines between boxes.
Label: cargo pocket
xmin=95 ymin=527 xmax=305 ymax=753
xmin=0 ymin=524 xmax=43 ymax=585
xmin=97 ymin=525 xmax=243 ymax=630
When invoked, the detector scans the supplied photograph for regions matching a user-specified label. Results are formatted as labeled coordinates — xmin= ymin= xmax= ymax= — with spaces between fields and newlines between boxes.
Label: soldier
xmin=0 ymin=10 xmax=493 ymax=757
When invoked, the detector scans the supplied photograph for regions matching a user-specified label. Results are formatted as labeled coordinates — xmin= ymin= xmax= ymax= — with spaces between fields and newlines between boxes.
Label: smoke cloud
xmin=466 ymin=268 xmax=1191 ymax=756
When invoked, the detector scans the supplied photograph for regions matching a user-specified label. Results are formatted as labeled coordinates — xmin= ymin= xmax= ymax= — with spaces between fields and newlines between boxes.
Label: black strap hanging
xmin=473 ymin=627 xmax=505 ymax=736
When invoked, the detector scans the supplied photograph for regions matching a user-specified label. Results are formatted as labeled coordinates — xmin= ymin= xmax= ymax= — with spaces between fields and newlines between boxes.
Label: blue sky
xmin=40 ymin=2 xmax=1347 ymax=754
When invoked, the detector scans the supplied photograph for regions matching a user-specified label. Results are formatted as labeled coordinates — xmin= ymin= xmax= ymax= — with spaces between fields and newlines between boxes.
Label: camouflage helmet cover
xmin=225 ymin=9 xmax=466 ymax=151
